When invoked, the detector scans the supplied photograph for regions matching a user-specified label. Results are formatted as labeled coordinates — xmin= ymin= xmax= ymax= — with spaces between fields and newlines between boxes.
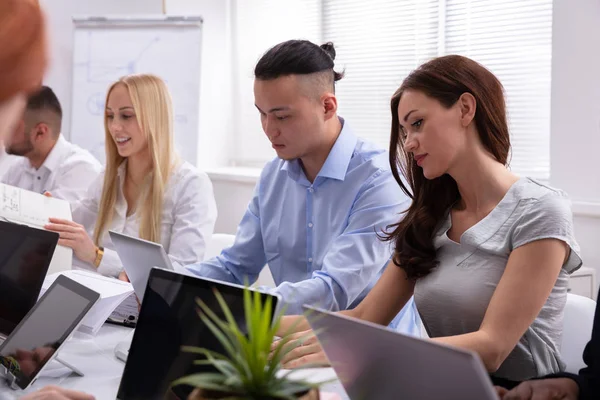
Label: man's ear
xmin=33 ymin=123 xmax=49 ymax=140
xmin=321 ymin=92 xmax=338 ymax=121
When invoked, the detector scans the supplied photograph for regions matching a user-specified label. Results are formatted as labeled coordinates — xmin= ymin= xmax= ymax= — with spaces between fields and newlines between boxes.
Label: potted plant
xmin=171 ymin=287 xmax=326 ymax=400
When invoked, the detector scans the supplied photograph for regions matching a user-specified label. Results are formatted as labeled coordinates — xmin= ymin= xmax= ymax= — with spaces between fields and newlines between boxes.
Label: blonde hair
xmin=94 ymin=74 xmax=178 ymax=245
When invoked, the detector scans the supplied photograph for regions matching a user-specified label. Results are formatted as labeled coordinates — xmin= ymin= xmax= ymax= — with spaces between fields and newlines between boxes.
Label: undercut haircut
xmin=254 ymin=40 xmax=344 ymax=96
xmin=25 ymin=86 xmax=62 ymax=136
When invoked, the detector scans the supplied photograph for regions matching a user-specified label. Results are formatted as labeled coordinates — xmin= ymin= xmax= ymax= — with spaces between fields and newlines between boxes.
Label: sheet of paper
xmin=42 ymin=270 xmax=134 ymax=335
xmin=0 ymin=183 xmax=73 ymax=274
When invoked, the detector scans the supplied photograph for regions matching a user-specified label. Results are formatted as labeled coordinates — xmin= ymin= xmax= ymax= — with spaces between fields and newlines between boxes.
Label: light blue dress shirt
xmin=187 ymin=117 xmax=419 ymax=334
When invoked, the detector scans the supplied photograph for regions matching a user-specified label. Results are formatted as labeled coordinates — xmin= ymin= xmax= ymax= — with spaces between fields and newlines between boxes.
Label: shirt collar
xmin=27 ymin=134 xmax=67 ymax=174
xmin=281 ymin=117 xmax=357 ymax=183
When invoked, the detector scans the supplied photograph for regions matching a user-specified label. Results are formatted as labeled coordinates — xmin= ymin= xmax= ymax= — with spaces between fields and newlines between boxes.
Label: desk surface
xmin=0 ymin=324 xmax=348 ymax=399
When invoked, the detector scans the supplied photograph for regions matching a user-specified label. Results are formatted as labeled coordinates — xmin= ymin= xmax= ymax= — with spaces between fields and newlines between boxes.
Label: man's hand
xmin=495 ymin=378 xmax=579 ymax=400
xmin=19 ymin=386 xmax=95 ymax=400
xmin=270 ymin=329 xmax=330 ymax=369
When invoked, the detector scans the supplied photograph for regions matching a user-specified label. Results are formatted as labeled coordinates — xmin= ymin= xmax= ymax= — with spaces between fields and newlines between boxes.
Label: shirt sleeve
xmin=50 ymin=158 xmax=101 ymax=205
xmin=186 ymin=179 xmax=267 ymax=284
xmin=166 ymin=169 xmax=217 ymax=268
xmin=70 ymin=172 xmax=110 ymax=273
xmin=271 ymin=169 xmax=410 ymax=314
xmin=512 ymin=192 xmax=582 ymax=273
xmin=71 ymin=172 xmax=103 ymax=237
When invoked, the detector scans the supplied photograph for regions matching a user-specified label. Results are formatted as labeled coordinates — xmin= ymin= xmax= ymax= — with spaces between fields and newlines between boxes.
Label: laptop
xmin=108 ymin=230 xmax=176 ymax=326
xmin=117 ymin=268 xmax=281 ymax=400
xmin=0 ymin=221 xmax=59 ymax=340
xmin=109 ymin=230 xmax=175 ymax=300
xmin=305 ymin=306 xmax=498 ymax=400
xmin=0 ymin=275 xmax=100 ymax=390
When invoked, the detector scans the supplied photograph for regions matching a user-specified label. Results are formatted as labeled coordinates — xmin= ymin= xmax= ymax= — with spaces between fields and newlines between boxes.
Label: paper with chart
xmin=0 ymin=183 xmax=73 ymax=274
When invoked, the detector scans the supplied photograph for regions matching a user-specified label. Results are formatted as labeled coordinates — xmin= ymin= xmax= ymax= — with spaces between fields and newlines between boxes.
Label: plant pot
xmin=187 ymin=387 xmax=320 ymax=400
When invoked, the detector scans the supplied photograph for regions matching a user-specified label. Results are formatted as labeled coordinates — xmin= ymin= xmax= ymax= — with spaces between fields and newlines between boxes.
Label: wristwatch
xmin=93 ymin=246 xmax=104 ymax=268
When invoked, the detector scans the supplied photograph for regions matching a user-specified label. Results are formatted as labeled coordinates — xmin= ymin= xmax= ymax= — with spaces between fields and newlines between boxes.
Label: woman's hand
xmin=45 ymin=218 xmax=96 ymax=264
xmin=270 ymin=329 xmax=330 ymax=369
xmin=118 ymin=271 xmax=130 ymax=282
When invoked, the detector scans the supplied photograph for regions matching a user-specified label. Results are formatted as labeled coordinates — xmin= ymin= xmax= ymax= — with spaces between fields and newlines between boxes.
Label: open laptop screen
xmin=0 ymin=221 xmax=58 ymax=336
xmin=117 ymin=268 xmax=279 ymax=400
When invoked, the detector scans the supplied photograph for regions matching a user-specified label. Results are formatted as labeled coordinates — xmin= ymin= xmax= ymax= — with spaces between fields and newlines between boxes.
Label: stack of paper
xmin=0 ymin=183 xmax=73 ymax=274
xmin=42 ymin=270 xmax=133 ymax=335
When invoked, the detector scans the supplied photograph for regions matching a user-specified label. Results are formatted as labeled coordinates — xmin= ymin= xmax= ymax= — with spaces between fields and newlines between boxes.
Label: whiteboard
xmin=70 ymin=16 xmax=203 ymax=165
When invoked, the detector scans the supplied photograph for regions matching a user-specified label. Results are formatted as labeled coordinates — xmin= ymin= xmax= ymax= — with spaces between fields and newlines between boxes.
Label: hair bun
xmin=320 ymin=42 xmax=336 ymax=61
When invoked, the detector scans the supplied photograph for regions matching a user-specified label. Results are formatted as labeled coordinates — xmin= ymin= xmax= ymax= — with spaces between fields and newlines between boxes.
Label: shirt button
xmin=308 ymin=258 xmax=313 ymax=263
xmin=308 ymin=187 xmax=314 ymax=193
xmin=308 ymin=222 xmax=313 ymax=228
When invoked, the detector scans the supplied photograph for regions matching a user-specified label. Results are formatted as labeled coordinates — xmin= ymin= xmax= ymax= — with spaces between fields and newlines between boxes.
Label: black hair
xmin=26 ymin=86 xmax=62 ymax=119
xmin=254 ymin=40 xmax=344 ymax=85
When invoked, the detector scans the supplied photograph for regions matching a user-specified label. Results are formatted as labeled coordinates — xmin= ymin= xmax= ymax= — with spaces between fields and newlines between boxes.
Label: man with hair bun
xmin=187 ymin=39 xmax=418 ymax=338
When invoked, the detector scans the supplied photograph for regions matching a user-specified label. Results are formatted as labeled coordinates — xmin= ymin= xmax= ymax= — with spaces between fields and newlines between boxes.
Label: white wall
xmin=40 ymin=0 xmax=232 ymax=170
xmin=165 ymin=0 xmax=233 ymax=170
xmin=40 ymin=0 xmax=163 ymax=138
xmin=550 ymin=0 xmax=600 ymax=285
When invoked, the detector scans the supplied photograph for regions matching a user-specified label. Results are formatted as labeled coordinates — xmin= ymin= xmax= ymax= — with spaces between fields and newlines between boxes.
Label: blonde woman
xmin=45 ymin=74 xmax=217 ymax=277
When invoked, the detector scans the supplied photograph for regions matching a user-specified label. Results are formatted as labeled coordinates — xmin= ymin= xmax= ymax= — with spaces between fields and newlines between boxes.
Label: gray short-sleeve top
xmin=414 ymin=177 xmax=582 ymax=381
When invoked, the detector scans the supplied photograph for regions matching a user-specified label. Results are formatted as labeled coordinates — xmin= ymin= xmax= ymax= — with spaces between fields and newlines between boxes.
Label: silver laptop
xmin=0 ymin=275 xmax=100 ymax=390
xmin=305 ymin=306 xmax=498 ymax=400
xmin=109 ymin=230 xmax=175 ymax=300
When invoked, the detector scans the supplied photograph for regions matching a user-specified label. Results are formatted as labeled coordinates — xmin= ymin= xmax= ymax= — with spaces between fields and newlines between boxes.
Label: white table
xmin=1 ymin=324 xmax=348 ymax=399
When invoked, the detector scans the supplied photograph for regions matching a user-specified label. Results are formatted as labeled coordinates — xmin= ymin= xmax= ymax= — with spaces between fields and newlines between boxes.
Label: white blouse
xmin=72 ymin=160 xmax=217 ymax=277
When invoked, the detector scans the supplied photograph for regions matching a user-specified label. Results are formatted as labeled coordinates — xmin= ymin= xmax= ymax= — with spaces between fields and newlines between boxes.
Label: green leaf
xmin=172 ymin=373 xmax=231 ymax=393
xmin=181 ymin=346 xmax=228 ymax=360
xmin=196 ymin=307 xmax=238 ymax=360
xmin=173 ymin=285 xmax=328 ymax=399
xmin=196 ymin=314 xmax=251 ymax=379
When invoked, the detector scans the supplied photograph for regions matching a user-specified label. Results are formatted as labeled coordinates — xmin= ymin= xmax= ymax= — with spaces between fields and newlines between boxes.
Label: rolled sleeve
xmin=186 ymin=180 xmax=267 ymax=284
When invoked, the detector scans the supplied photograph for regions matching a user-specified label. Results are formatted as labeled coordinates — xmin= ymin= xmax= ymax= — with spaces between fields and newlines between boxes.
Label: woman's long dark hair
xmin=384 ymin=55 xmax=511 ymax=279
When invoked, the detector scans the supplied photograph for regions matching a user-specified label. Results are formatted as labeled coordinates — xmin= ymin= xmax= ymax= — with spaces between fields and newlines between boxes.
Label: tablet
xmin=0 ymin=275 xmax=100 ymax=390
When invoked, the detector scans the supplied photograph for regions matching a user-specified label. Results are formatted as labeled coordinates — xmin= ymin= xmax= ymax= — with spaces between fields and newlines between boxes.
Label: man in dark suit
xmin=497 ymin=289 xmax=599 ymax=399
